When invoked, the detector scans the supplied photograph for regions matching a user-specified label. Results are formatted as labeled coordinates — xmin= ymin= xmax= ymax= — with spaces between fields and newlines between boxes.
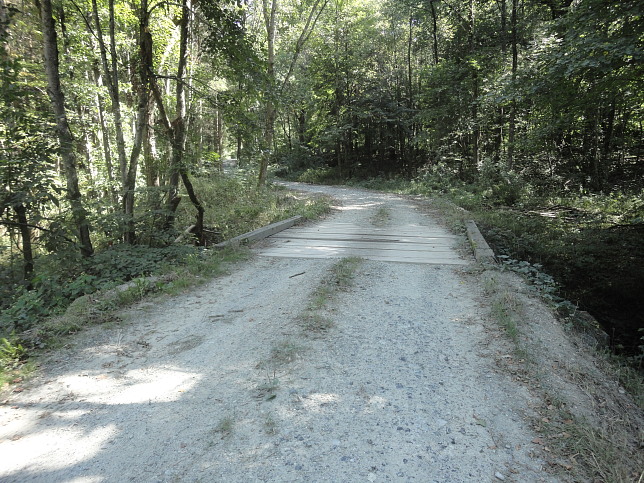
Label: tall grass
xmin=176 ymin=173 xmax=331 ymax=241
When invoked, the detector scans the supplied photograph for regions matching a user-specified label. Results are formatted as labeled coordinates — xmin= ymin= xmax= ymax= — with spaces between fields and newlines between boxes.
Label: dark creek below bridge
xmin=483 ymin=221 xmax=644 ymax=357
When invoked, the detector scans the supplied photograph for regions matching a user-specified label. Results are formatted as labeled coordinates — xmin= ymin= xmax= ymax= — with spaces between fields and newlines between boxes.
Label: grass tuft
xmin=370 ymin=206 xmax=391 ymax=227
xmin=329 ymin=256 xmax=363 ymax=289
xmin=298 ymin=257 xmax=363 ymax=336
xmin=269 ymin=341 xmax=304 ymax=366
xmin=263 ymin=413 xmax=278 ymax=435
xmin=213 ymin=416 xmax=235 ymax=438
xmin=490 ymin=291 xmax=520 ymax=342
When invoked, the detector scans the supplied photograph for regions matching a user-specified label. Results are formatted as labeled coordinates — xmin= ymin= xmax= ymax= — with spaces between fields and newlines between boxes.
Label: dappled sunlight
xmin=1 ymin=423 xmax=117 ymax=473
xmin=49 ymin=409 xmax=92 ymax=421
xmin=260 ymin=190 xmax=465 ymax=264
xmin=58 ymin=367 xmax=203 ymax=405
xmin=0 ymin=363 xmax=206 ymax=481
xmin=301 ymin=392 xmax=341 ymax=413
xmin=365 ymin=395 xmax=388 ymax=411
xmin=336 ymin=201 xmax=381 ymax=211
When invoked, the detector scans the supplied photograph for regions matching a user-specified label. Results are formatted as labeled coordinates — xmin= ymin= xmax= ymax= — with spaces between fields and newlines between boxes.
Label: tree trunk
xmin=150 ymin=0 xmax=203 ymax=241
xmin=40 ymin=0 xmax=93 ymax=257
xmin=258 ymin=0 xmax=277 ymax=187
xmin=91 ymin=0 xmax=128 ymax=186
xmin=144 ymin=106 xmax=159 ymax=187
xmin=89 ymin=0 xmax=150 ymax=243
xmin=429 ymin=1 xmax=439 ymax=65
xmin=236 ymin=132 xmax=242 ymax=163
xmin=13 ymin=204 xmax=33 ymax=282
xmin=469 ymin=0 xmax=479 ymax=175
xmin=258 ymin=0 xmax=329 ymax=186
xmin=407 ymin=14 xmax=414 ymax=109
xmin=598 ymin=98 xmax=616 ymax=190
xmin=121 ymin=0 xmax=151 ymax=243
xmin=164 ymin=0 xmax=190 ymax=225
xmin=493 ymin=0 xmax=507 ymax=161
xmin=507 ymin=0 xmax=518 ymax=170
xmin=180 ymin=171 xmax=204 ymax=245
xmin=93 ymin=66 xmax=119 ymax=208
xmin=0 ymin=0 xmax=9 ymax=45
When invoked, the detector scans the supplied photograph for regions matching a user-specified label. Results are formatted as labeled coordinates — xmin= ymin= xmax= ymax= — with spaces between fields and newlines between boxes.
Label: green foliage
xmin=478 ymin=162 xmax=527 ymax=207
xmin=0 ymin=244 xmax=192 ymax=334
xmin=0 ymin=46 xmax=61 ymax=280
xmin=273 ymin=146 xmax=325 ymax=179
xmin=0 ymin=173 xmax=330 ymax=347
xmin=213 ymin=416 xmax=235 ymax=438
xmin=175 ymin=172 xmax=330 ymax=241
xmin=498 ymin=257 xmax=557 ymax=296
xmin=329 ymin=256 xmax=363 ymax=290
xmin=297 ymin=256 xmax=362 ymax=336
xmin=475 ymin=196 xmax=643 ymax=356
xmin=86 ymin=244 xmax=194 ymax=285
xmin=491 ymin=292 xmax=519 ymax=342
xmin=0 ymin=286 xmax=48 ymax=332
xmin=0 ymin=333 xmax=27 ymax=370
xmin=296 ymin=167 xmax=342 ymax=185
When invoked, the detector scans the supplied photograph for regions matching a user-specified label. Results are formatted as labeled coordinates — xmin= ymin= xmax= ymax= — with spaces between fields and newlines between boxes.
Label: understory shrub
xmin=1 ymin=174 xmax=330 ymax=340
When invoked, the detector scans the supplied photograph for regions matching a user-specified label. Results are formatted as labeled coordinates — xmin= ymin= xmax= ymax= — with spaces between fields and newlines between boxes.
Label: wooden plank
xmin=260 ymin=249 xmax=466 ymax=265
xmin=260 ymin=244 xmax=462 ymax=258
xmin=281 ymin=227 xmax=456 ymax=237
xmin=271 ymin=234 xmax=456 ymax=244
xmin=275 ymin=238 xmax=457 ymax=252
xmin=255 ymin=211 xmax=468 ymax=265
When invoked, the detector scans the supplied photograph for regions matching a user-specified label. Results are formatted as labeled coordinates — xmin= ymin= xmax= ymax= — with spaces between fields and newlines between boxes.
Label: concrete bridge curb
xmin=465 ymin=220 xmax=497 ymax=264
xmin=214 ymin=216 xmax=304 ymax=248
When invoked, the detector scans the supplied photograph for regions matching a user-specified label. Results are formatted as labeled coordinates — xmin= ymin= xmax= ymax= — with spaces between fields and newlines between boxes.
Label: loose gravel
xmin=0 ymin=183 xmax=561 ymax=482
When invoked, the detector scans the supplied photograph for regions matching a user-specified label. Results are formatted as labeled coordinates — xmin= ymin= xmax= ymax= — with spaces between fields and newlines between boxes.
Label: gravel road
xmin=0 ymin=183 xmax=558 ymax=482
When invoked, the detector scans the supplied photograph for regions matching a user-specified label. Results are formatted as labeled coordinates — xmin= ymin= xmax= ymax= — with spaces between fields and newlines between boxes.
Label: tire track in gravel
xmin=0 ymin=183 xmax=558 ymax=482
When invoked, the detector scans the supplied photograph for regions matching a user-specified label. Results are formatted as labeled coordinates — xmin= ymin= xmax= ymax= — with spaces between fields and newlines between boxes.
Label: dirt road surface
xmin=1 ymin=184 xmax=567 ymax=482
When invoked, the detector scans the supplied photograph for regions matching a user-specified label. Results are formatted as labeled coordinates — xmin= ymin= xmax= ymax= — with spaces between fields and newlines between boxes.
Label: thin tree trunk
xmin=144 ymin=104 xmax=159 ymax=187
xmin=13 ymin=204 xmax=33 ymax=282
xmin=150 ymin=0 xmax=203 ymax=241
xmin=279 ymin=0 xmax=328 ymax=96
xmin=469 ymin=0 xmax=479 ymax=174
xmin=507 ymin=0 xmax=518 ymax=170
xmin=0 ymin=0 xmax=9 ymax=45
xmin=121 ymin=0 xmax=151 ymax=243
xmin=407 ymin=14 xmax=414 ymax=109
xmin=258 ymin=0 xmax=277 ymax=187
xmin=93 ymin=66 xmax=118 ymax=207
xmin=164 ymin=0 xmax=190 ymax=224
xmin=258 ymin=0 xmax=329 ymax=186
xmin=495 ymin=0 xmax=507 ymax=161
xmin=236 ymin=132 xmax=242 ymax=162
xmin=91 ymin=0 xmax=128 ymax=186
xmin=40 ymin=0 xmax=93 ymax=257
xmin=429 ymin=1 xmax=439 ymax=65
xmin=598 ymin=98 xmax=616 ymax=190
xmin=92 ymin=0 xmax=143 ymax=243
xmin=179 ymin=171 xmax=204 ymax=244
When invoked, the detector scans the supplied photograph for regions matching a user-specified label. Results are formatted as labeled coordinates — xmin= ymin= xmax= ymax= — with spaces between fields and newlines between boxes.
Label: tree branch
xmin=0 ymin=219 xmax=77 ymax=244
xmin=67 ymin=0 xmax=99 ymax=42
xmin=280 ymin=0 xmax=329 ymax=94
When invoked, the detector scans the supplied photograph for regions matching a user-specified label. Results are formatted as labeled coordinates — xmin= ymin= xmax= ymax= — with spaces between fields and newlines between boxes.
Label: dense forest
xmin=0 ymin=0 xmax=642 ymax=361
